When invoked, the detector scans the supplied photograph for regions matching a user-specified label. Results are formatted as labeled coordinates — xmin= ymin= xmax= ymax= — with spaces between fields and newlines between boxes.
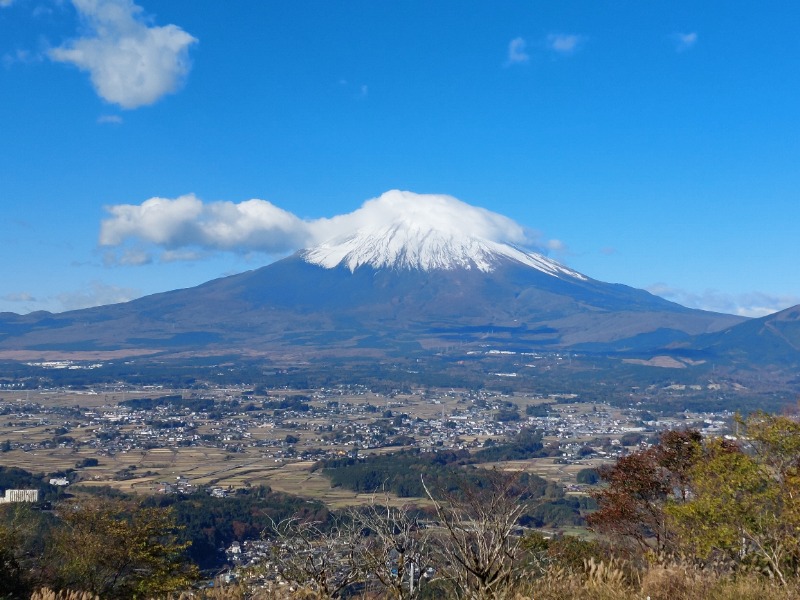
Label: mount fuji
xmin=0 ymin=191 xmax=747 ymax=361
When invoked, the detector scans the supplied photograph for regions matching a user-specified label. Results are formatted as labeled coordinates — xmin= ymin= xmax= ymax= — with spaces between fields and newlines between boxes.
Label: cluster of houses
xmin=0 ymin=382 xmax=734 ymax=491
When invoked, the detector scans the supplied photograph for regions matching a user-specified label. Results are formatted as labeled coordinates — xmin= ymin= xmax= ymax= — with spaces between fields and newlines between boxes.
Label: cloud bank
xmin=49 ymin=0 xmax=197 ymax=109
xmin=100 ymin=190 xmax=546 ymax=264
xmin=647 ymin=283 xmax=799 ymax=318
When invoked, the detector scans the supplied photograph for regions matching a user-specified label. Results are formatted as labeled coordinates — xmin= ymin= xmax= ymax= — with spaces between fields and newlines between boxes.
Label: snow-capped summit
xmin=301 ymin=190 xmax=585 ymax=279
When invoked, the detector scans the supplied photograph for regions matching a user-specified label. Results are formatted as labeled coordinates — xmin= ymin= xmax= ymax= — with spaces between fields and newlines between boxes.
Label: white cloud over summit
xmin=49 ymin=0 xmax=196 ymax=109
xmin=100 ymin=190 xmax=545 ymax=264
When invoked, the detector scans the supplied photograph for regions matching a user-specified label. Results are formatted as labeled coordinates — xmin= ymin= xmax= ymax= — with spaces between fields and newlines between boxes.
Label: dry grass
xmin=30 ymin=589 xmax=99 ymax=600
xmin=30 ymin=565 xmax=800 ymax=600
xmin=517 ymin=559 xmax=800 ymax=600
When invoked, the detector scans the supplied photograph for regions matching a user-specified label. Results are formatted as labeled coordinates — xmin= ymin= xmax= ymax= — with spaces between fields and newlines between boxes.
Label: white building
xmin=0 ymin=489 xmax=39 ymax=503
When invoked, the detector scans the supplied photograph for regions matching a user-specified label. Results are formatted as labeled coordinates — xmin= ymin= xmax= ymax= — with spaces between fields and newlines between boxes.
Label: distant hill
xmin=690 ymin=304 xmax=800 ymax=369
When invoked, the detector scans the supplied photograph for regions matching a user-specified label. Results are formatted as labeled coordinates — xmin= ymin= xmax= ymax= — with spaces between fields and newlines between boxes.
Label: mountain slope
xmin=0 ymin=254 xmax=743 ymax=358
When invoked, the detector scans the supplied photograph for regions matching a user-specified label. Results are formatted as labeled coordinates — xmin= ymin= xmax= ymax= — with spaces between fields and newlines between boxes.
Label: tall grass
xmin=29 ymin=558 xmax=800 ymax=599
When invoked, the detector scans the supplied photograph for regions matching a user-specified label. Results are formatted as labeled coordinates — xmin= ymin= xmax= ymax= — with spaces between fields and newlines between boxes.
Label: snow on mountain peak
xmin=301 ymin=190 xmax=586 ymax=279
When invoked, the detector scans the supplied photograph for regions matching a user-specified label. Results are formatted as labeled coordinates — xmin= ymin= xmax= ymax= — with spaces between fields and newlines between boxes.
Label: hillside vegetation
xmin=4 ymin=412 xmax=800 ymax=599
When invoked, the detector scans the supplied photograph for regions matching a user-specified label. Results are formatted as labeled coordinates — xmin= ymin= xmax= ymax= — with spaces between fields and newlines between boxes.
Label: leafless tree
xmin=350 ymin=497 xmax=434 ymax=599
xmin=423 ymin=470 xmax=530 ymax=600
xmin=264 ymin=516 xmax=363 ymax=599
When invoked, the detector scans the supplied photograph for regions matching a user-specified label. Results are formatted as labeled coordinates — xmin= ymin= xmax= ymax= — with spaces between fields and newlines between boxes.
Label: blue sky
xmin=1 ymin=0 xmax=799 ymax=317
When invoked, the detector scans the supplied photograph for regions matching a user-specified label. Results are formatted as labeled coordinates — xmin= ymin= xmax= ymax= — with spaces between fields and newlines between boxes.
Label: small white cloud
xmin=546 ymin=33 xmax=584 ymax=55
xmin=544 ymin=239 xmax=572 ymax=260
xmin=97 ymin=114 xmax=123 ymax=124
xmin=56 ymin=281 xmax=139 ymax=311
xmin=505 ymin=37 xmax=529 ymax=66
xmin=49 ymin=0 xmax=197 ymax=109
xmin=647 ymin=283 xmax=799 ymax=317
xmin=673 ymin=32 xmax=698 ymax=52
xmin=1 ymin=292 xmax=36 ymax=302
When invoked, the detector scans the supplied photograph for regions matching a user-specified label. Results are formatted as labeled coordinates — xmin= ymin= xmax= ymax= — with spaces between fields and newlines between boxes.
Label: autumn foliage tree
xmin=48 ymin=498 xmax=198 ymax=598
xmin=668 ymin=413 xmax=800 ymax=585
xmin=589 ymin=415 xmax=800 ymax=587
xmin=587 ymin=429 xmax=701 ymax=554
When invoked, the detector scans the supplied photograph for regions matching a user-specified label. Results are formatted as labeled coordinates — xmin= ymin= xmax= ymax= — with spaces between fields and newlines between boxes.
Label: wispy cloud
xmin=1 ymin=292 xmax=36 ymax=302
xmin=99 ymin=190 xmax=554 ymax=265
xmin=647 ymin=283 xmax=799 ymax=317
xmin=112 ymin=248 xmax=151 ymax=266
xmin=97 ymin=114 xmax=123 ymax=124
xmin=56 ymin=281 xmax=139 ymax=311
xmin=49 ymin=0 xmax=197 ymax=109
xmin=545 ymin=238 xmax=573 ymax=259
xmin=338 ymin=79 xmax=369 ymax=100
xmin=0 ymin=0 xmax=15 ymax=7
xmin=505 ymin=37 xmax=529 ymax=66
xmin=545 ymin=33 xmax=584 ymax=55
xmin=3 ymin=49 xmax=43 ymax=69
xmin=673 ymin=32 xmax=698 ymax=52
xmin=160 ymin=249 xmax=206 ymax=263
